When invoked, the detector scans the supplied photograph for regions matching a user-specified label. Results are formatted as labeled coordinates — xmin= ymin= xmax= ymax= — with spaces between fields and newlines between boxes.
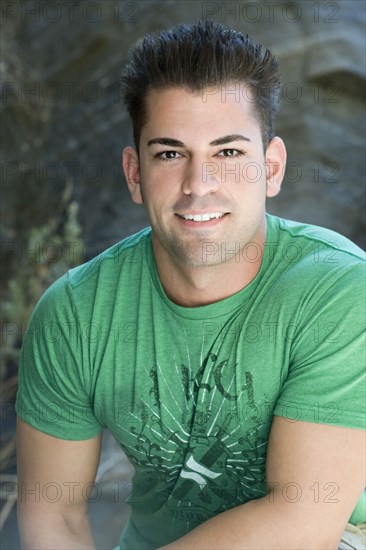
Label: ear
xmin=265 ymin=137 xmax=287 ymax=198
xmin=122 ymin=146 xmax=143 ymax=204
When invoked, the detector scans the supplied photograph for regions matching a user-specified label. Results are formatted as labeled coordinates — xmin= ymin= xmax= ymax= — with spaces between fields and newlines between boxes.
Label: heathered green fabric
xmin=16 ymin=214 xmax=366 ymax=549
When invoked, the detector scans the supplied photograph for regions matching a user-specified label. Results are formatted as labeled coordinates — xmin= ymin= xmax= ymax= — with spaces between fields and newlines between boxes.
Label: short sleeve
xmin=15 ymin=273 xmax=103 ymax=440
xmin=274 ymin=262 xmax=366 ymax=429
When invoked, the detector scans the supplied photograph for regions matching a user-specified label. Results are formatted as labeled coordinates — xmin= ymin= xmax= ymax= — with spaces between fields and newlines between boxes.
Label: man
xmin=16 ymin=20 xmax=365 ymax=550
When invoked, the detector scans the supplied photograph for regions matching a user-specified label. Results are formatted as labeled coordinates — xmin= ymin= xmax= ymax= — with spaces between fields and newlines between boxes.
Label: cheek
xmin=237 ymin=155 xmax=265 ymax=183
xmin=143 ymin=187 xmax=171 ymax=216
xmin=218 ymin=155 xmax=265 ymax=186
xmin=141 ymin=174 xmax=181 ymax=208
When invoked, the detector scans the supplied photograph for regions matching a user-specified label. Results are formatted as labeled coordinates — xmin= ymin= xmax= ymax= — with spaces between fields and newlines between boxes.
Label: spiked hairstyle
xmin=120 ymin=20 xmax=281 ymax=151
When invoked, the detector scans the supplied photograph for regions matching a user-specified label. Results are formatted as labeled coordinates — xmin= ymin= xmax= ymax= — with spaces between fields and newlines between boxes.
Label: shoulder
xmin=269 ymin=214 xmax=364 ymax=263
xmin=267 ymin=214 xmax=364 ymax=281
xmin=68 ymin=226 xmax=152 ymax=289
xmin=31 ymin=227 xmax=152 ymax=320
xmin=265 ymin=215 xmax=365 ymax=316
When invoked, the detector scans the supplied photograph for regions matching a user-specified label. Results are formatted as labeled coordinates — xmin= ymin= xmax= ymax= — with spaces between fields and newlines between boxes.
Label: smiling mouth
xmin=176 ymin=212 xmax=227 ymax=222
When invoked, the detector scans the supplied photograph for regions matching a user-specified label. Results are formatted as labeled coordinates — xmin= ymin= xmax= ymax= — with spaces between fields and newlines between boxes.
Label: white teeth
xmin=182 ymin=212 xmax=224 ymax=222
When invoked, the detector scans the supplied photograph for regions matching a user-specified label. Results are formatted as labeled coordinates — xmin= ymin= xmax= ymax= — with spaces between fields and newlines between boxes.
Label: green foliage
xmin=1 ymin=185 xmax=85 ymax=469
xmin=2 ymin=193 xmax=84 ymax=380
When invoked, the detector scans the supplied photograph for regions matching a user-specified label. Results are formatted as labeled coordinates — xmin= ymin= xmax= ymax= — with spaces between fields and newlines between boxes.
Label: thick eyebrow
xmin=147 ymin=134 xmax=251 ymax=148
xmin=147 ymin=137 xmax=185 ymax=147
xmin=209 ymin=134 xmax=251 ymax=146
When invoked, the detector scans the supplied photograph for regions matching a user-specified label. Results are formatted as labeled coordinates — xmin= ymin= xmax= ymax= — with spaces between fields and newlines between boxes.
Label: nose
xmin=181 ymin=157 xmax=219 ymax=196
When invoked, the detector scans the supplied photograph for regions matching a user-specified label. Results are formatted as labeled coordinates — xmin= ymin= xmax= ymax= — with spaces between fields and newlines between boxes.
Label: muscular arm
xmin=16 ymin=418 xmax=102 ymax=549
xmin=159 ymin=417 xmax=365 ymax=549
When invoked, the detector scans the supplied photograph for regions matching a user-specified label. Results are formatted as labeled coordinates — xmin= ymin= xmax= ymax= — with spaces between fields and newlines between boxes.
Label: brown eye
xmin=157 ymin=150 xmax=181 ymax=161
xmin=218 ymin=149 xmax=244 ymax=157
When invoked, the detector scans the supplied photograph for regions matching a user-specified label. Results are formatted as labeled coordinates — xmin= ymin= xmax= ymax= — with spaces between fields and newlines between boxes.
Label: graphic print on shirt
xmin=116 ymin=350 xmax=269 ymax=529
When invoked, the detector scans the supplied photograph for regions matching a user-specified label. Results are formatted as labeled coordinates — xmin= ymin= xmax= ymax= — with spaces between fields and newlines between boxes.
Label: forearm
xmin=159 ymin=495 xmax=339 ymax=550
xmin=18 ymin=506 xmax=96 ymax=549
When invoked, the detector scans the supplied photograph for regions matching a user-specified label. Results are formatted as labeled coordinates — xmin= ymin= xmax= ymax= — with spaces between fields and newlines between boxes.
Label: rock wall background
xmin=1 ymin=1 xmax=365 ymax=547
xmin=2 ymin=0 xmax=365 ymax=268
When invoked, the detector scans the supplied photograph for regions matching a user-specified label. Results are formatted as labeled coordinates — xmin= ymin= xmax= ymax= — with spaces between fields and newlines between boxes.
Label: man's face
xmin=123 ymin=85 xmax=285 ymax=268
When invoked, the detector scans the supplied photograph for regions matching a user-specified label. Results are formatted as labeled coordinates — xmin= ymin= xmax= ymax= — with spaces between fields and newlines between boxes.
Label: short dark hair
xmin=120 ymin=20 xmax=280 ymax=151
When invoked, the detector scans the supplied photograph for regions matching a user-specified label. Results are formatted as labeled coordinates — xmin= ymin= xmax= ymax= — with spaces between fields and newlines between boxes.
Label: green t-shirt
xmin=16 ymin=214 xmax=366 ymax=549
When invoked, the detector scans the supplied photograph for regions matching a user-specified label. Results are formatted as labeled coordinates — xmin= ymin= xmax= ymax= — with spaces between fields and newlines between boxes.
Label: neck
xmin=152 ymin=220 xmax=267 ymax=307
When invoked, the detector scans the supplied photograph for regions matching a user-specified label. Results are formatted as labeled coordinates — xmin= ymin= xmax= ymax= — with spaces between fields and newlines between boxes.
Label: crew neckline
xmin=145 ymin=213 xmax=278 ymax=320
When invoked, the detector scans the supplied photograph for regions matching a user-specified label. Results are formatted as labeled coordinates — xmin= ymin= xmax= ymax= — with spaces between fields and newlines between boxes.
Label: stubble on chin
xmin=153 ymin=227 xmax=238 ymax=269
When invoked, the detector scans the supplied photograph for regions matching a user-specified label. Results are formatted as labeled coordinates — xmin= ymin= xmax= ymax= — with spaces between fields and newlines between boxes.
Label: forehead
xmin=142 ymin=84 xmax=260 ymax=139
